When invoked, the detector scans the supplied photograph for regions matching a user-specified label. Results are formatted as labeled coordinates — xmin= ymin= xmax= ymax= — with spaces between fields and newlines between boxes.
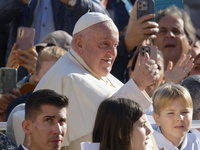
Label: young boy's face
xmin=153 ymin=98 xmax=193 ymax=146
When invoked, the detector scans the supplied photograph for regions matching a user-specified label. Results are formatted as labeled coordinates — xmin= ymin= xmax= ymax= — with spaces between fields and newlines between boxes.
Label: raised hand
xmin=124 ymin=0 xmax=159 ymax=51
xmin=164 ymin=54 xmax=194 ymax=84
xmin=130 ymin=52 xmax=160 ymax=91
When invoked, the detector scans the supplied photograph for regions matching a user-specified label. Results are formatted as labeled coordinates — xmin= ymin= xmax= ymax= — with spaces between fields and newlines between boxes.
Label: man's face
xmin=154 ymin=15 xmax=191 ymax=66
xmin=80 ymin=21 xmax=119 ymax=77
xmin=189 ymin=57 xmax=200 ymax=76
xmin=154 ymin=98 xmax=193 ymax=146
xmin=29 ymin=104 xmax=67 ymax=150
xmin=191 ymin=40 xmax=200 ymax=58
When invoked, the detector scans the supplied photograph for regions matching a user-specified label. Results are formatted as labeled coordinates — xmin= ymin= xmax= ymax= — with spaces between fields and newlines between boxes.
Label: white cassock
xmin=33 ymin=48 xmax=152 ymax=149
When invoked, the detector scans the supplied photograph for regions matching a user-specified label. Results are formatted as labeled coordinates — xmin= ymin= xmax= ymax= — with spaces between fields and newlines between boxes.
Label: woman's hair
xmin=153 ymin=83 xmax=193 ymax=115
xmin=92 ymin=97 xmax=144 ymax=150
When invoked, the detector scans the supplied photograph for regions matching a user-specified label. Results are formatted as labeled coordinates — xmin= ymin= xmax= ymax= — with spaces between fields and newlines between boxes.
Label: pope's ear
xmin=153 ymin=112 xmax=161 ymax=126
xmin=22 ymin=120 xmax=32 ymax=135
xmin=73 ymin=35 xmax=83 ymax=55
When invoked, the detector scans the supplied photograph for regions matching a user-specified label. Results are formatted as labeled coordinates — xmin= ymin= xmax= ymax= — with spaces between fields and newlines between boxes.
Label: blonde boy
xmin=152 ymin=83 xmax=200 ymax=149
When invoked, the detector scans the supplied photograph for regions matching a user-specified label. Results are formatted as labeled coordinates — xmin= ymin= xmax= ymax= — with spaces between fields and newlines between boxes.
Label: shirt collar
xmin=21 ymin=144 xmax=29 ymax=150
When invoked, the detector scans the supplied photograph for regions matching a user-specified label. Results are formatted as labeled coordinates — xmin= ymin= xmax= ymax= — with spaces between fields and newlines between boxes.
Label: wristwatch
xmin=68 ymin=0 xmax=77 ymax=7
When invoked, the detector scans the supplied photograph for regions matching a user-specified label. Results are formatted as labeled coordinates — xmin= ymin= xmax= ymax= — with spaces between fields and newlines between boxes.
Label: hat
xmin=72 ymin=12 xmax=112 ymax=36
xmin=35 ymin=30 xmax=72 ymax=51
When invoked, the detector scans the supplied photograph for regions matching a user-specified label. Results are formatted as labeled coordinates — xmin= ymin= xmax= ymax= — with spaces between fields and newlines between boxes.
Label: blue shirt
xmin=33 ymin=0 xmax=55 ymax=44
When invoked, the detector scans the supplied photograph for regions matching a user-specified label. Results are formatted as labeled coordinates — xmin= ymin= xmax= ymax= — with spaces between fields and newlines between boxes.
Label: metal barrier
xmin=191 ymin=120 xmax=200 ymax=128
xmin=0 ymin=122 xmax=7 ymax=131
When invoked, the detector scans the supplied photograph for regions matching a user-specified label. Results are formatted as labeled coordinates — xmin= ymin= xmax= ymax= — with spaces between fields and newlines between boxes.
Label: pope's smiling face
xmin=78 ymin=21 xmax=119 ymax=77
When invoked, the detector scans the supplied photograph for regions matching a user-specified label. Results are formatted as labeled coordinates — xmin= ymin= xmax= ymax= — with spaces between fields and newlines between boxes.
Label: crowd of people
xmin=0 ymin=0 xmax=200 ymax=150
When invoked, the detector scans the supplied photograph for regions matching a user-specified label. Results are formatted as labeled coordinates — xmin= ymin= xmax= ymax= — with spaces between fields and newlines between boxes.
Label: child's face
xmin=131 ymin=114 xmax=151 ymax=150
xmin=153 ymin=98 xmax=193 ymax=146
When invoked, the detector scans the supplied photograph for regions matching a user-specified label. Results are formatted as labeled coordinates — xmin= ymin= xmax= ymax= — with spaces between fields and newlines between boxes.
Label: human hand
xmin=6 ymin=44 xmax=21 ymax=69
xmin=124 ymin=0 xmax=159 ymax=51
xmin=130 ymin=52 xmax=160 ymax=91
xmin=164 ymin=54 xmax=194 ymax=84
xmin=15 ymin=47 xmax=38 ymax=74
xmin=0 ymin=88 xmax=21 ymax=113
xmin=160 ymin=147 xmax=165 ymax=150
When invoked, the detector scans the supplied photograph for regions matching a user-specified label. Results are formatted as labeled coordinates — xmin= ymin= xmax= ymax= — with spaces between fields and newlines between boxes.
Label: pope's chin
xmin=99 ymin=67 xmax=112 ymax=77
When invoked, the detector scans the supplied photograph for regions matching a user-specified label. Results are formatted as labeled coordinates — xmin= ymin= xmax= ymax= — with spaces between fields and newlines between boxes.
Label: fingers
xmin=131 ymin=58 xmax=159 ymax=91
xmin=12 ymin=88 xmax=21 ymax=97
xmin=135 ymin=53 xmax=141 ymax=70
xmin=142 ymin=26 xmax=159 ymax=35
xmin=130 ymin=0 xmax=138 ymax=20
xmin=166 ymin=61 xmax=173 ymax=71
xmin=144 ymin=52 xmax=150 ymax=62
xmin=17 ymin=48 xmax=38 ymax=60
xmin=138 ymin=13 xmax=155 ymax=23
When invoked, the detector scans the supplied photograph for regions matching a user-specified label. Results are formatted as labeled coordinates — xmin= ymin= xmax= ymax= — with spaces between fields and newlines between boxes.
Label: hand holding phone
xmin=16 ymin=27 xmax=35 ymax=51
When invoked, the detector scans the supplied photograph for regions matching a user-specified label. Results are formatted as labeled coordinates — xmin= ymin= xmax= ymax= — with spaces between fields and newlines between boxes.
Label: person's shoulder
xmin=187 ymin=132 xmax=200 ymax=142
xmin=185 ymin=132 xmax=200 ymax=149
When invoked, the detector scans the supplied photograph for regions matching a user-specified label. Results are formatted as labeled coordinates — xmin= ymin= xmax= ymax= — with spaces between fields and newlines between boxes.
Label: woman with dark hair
xmin=92 ymin=97 xmax=151 ymax=150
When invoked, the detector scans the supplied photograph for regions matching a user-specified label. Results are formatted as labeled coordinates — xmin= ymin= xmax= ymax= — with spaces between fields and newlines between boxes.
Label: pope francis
xmin=34 ymin=12 xmax=160 ymax=150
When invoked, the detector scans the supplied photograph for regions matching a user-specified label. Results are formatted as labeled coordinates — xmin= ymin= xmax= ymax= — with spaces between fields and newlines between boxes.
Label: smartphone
xmin=0 ymin=68 xmax=17 ymax=94
xmin=16 ymin=27 xmax=35 ymax=50
xmin=137 ymin=0 xmax=155 ymax=21
xmin=139 ymin=45 xmax=157 ymax=64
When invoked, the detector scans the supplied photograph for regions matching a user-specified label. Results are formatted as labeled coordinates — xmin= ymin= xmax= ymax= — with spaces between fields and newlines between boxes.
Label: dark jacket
xmin=0 ymin=0 xmax=107 ymax=80
xmin=17 ymin=144 xmax=24 ymax=150
xmin=0 ymin=0 xmax=107 ymax=62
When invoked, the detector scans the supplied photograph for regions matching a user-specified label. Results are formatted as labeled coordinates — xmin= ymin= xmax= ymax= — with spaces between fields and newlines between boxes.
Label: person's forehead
xmin=134 ymin=114 xmax=146 ymax=126
xmin=38 ymin=104 xmax=67 ymax=117
xmin=158 ymin=15 xmax=184 ymax=29
xmin=88 ymin=21 xmax=119 ymax=39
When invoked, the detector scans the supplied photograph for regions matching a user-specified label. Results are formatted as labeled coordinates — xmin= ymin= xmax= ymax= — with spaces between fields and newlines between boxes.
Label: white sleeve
xmin=112 ymin=79 xmax=152 ymax=109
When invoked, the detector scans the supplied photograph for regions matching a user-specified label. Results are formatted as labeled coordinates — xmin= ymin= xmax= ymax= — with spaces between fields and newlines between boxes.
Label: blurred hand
xmin=130 ymin=52 xmax=160 ymax=91
xmin=6 ymin=43 xmax=21 ymax=69
xmin=6 ymin=44 xmax=38 ymax=74
xmin=124 ymin=0 xmax=159 ymax=51
xmin=16 ymin=47 xmax=38 ymax=73
xmin=165 ymin=54 xmax=194 ymax=84
xmin=0 ymin=88 xmax=21 ymax=113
